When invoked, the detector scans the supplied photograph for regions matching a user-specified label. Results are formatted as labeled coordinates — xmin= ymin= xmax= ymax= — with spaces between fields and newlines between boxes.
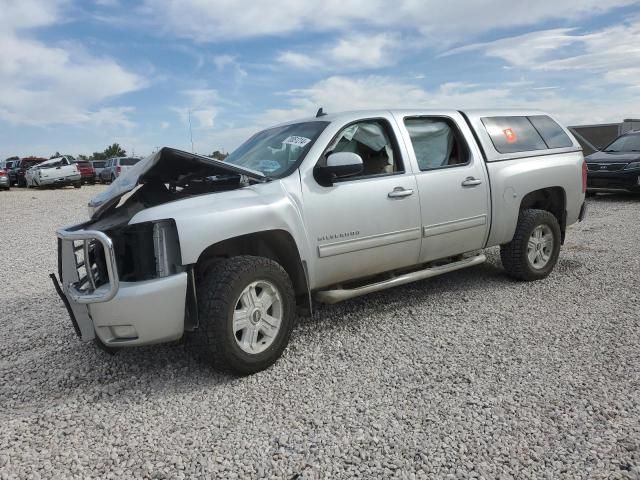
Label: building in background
xmin=569 ymin=119 xmax=640 ymax=155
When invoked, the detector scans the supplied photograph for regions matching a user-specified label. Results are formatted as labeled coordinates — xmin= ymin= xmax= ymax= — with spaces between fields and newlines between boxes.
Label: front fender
xmin=128 ymin=178 xmax=311 ymax=267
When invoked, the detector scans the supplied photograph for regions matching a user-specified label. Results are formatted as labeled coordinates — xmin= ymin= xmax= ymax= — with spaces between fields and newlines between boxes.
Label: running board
xmin=314 ymin=254 xmax=486 ymax=304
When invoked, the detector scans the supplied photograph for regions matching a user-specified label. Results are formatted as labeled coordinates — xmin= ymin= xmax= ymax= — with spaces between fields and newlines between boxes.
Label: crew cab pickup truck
xmin=26 ymin=155 xmax=82 ymax=188
xmin=52 ymin=109 xmax=587 ymax=374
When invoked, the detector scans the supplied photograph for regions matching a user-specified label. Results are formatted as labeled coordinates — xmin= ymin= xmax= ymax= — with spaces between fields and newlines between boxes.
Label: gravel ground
xmin=0 ymin=185 xmax=639 ymax=479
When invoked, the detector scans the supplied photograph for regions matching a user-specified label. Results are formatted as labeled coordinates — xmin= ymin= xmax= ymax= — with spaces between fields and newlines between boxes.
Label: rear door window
xmin=481 ymin=116 xmax=547 ymax=154
xmin=404 ymin=117 xmax=469 ymax=171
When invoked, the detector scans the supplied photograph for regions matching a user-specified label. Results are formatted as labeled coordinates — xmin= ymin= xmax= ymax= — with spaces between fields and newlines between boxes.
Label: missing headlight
xmin=153 ymin=220 xmax=181 ymax=278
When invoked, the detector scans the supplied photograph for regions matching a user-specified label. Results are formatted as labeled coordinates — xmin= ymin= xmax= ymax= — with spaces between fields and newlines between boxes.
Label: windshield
xmin=225 ymin=121 xmax=329 ymax=177
xmin=603 ymin=134 xmax=640 ymax=153
xmin=92 ymin=161 xmax=106 ymax=168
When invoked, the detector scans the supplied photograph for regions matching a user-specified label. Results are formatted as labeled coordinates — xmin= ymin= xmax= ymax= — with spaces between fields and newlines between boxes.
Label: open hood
xmin=88 ymin=147 xmax=266 ymax=218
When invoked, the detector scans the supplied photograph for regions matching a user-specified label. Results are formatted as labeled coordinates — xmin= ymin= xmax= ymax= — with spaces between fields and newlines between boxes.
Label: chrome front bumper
xmin=54 ymin=225 xmax=187 ymax=346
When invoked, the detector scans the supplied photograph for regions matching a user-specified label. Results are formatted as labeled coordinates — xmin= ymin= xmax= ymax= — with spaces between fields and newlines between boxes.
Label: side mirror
xmin=314 ymin=152 xmax=363 ymax=186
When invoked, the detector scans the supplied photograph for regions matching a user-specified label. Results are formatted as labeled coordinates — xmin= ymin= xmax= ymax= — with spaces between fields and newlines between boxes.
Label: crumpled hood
xmin=88 ymin=147 xmax=265 ymax=218
xmin=586 ymin=151 xmax=640 ymax=163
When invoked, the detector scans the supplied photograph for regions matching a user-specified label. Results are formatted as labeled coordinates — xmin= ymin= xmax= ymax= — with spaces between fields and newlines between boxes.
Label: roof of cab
xmin=272 ymin=108 xmax=581 ymax=162
xmin=276 ymin=108 xmax=553 ymax=126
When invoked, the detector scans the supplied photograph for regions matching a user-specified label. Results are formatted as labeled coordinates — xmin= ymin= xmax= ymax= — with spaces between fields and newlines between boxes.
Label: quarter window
xmin=404 ymin=118 xmax=469 ymax=171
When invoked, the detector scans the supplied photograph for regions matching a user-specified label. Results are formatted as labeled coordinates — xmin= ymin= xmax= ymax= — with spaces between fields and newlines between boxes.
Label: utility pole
xmin=188 ymin=109 xmax=194 ymax=153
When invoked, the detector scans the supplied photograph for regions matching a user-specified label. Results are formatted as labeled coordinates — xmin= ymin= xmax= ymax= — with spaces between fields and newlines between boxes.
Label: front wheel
xmin=500 ymin=209 xmax=561 ymax=281
xmin=195 ymin=255 xmax=296 ymax=375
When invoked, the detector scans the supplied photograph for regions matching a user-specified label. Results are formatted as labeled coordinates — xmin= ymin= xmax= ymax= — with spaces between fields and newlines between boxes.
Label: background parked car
xmin=0 ymin=168 xmax=10 ymax=190
xmin=98 ymin=157 xmax=141 ymax=183
xmin=26 ymin=155 xmax=81 ymax=189
xmin=74 ymin=161 xmax=96 ymax=184
xmin=586 ymin=130 xmax=640 ymax=193
xmin=1 ymin=160 xmax=17 ymax=184
xmin=14 ymin=157 xmax=46 ymax=187
xmin=90 ymin=160 xmax=107 ymax=182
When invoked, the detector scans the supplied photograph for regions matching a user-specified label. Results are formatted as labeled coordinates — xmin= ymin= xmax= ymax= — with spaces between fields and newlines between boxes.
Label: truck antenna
xmin=188 ymin=109 xmax=195 ymax=153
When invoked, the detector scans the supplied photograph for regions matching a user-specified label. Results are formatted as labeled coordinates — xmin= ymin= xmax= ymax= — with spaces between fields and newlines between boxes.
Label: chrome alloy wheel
xmin=233 ymin=280 xmax=283 ymax=354
xmin=527 ymin=224 xmax=554 ymax=270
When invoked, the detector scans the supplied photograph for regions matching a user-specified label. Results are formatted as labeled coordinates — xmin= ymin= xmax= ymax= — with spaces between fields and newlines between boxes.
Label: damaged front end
xmin=52 ymin=147 xmax=266 ymax=346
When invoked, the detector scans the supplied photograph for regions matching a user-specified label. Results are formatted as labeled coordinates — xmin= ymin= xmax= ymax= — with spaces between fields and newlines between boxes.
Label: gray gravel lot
xmin=0 ymin=185 xmax=639 ymax=479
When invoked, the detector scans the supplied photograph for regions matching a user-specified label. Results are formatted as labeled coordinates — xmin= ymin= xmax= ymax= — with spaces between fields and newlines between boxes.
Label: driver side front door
xmin=301 ymin=117 xmax=421 ymax=289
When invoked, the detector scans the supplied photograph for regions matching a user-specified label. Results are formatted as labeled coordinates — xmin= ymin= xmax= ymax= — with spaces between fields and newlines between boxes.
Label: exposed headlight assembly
xmin=152 ymin=220 xmax=181 ymax=278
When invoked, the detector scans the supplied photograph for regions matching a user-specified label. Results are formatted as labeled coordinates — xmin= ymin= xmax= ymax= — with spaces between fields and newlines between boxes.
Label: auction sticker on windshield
xmin=282 ymin=136 xmax=311 ymax=148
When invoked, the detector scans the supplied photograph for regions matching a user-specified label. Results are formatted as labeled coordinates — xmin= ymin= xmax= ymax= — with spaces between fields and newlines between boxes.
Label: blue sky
xmin=1 ymin=0 xmax=639 ymax=159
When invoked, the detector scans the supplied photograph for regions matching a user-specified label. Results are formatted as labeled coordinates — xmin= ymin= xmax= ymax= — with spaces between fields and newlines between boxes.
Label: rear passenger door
xmin=394 ymin=113 xmax=490 ymax=262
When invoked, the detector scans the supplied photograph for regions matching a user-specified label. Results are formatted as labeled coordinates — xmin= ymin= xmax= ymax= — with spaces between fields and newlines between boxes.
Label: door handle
xmin=388 ymin=187 xmax=414 ymax=199
xmin=461 ymin=177 xmax=482 ymax=187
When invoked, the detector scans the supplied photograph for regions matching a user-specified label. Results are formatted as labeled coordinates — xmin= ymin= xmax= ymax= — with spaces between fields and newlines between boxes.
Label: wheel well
xmin=519 ymin=187 xmax=567 ymax=242
xmin=195 ymin=230 xmax=308 ymax=296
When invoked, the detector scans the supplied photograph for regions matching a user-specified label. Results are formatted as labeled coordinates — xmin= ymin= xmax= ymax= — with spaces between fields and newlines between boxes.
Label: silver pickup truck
xmin=52 ymin=109 xmax=587 ymax=374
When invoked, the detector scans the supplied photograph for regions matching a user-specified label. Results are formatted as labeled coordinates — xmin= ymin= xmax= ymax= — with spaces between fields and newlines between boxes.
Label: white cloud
xmin=0 ymin=0 xmax=145 ymax=127
xmin=204 ymin=75 xmax=640 ymax=153
xmin=444 ymin=20 xmax=640 ymax=86
xmin=277 ymin=52 xmax=323 ymax=70
xmin=327 ymin=33 xmax=399 ymax=68
xmin=173 ymin=89 xmax=221 ymax=129
xmin=279 ymin=33 xmax=400 ymax=71
xmin=210 ymin=54 xmax=247 ymax=89
xmin=0 ymin=0 xmax=64 ymax=30
xmin=142 ymin=0 xmax=638 ymax=42
xmin=212 ymin=54 xmax=235 ymax=70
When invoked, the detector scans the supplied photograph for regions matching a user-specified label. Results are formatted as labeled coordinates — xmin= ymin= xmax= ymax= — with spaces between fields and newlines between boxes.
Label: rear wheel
xmin=195 ymin=255 xmax=295 ymax=375
xmin=73 ymin=181 xmax=82 ymax=189
xmin=500 ymin=209 xmax=561 ymax=281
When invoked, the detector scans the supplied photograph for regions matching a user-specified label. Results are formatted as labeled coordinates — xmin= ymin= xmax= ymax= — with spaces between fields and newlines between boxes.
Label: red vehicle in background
xmin=0 ymin=167 xmax=10 ymax=190
xmin=74 ymin=161 xmax=96 ymax=185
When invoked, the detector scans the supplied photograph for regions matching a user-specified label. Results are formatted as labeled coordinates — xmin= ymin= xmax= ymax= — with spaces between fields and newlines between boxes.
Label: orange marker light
xmin=503 ymin=128 xmax=517 ymax=144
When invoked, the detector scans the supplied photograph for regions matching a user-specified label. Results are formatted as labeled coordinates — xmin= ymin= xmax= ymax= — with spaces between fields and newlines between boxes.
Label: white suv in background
xmin=25 ymin=155 xmax=82 ymax=189
xmin=98 ymin=157 xmax=141 ymax=183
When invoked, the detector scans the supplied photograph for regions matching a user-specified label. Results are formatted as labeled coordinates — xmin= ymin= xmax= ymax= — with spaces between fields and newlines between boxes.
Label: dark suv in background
xmin=586 ymin=131 xmax=640 ymax=193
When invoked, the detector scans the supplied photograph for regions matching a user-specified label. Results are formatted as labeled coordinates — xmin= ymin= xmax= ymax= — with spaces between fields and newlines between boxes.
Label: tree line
xmin=7 ymin=145 xmax=230 ymax=162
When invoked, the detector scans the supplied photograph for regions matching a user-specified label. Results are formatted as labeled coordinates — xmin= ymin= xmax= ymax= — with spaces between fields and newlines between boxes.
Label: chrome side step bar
xmin=314 ymin=254 xmax=486 ymax=304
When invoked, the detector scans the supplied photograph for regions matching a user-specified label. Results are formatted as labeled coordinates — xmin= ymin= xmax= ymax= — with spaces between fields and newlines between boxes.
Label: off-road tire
xmin=500 ymin=209 xmax=561 ymax=281
xmin=195 ymin=255 xmax=295 ymax=375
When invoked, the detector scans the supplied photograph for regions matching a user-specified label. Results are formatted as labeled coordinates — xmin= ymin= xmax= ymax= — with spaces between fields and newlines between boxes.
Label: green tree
xmin=91 ymin=152 xmax=106 ymax=160
xmin=103 ymin=143 xmax=126 ymax=158
xmin=77 ymin=154 xmax=89 ymax=161
xmin=209 ymin=150 xmax=228 ymax=161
